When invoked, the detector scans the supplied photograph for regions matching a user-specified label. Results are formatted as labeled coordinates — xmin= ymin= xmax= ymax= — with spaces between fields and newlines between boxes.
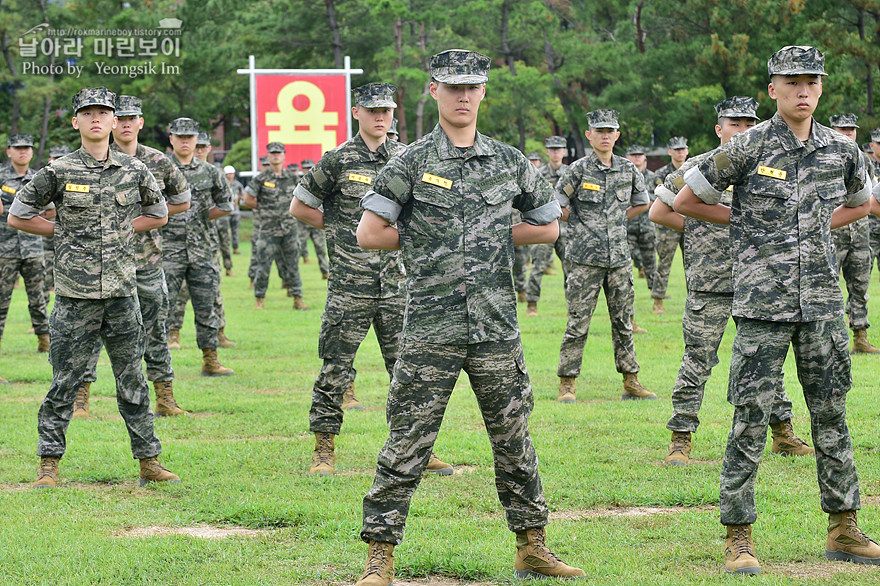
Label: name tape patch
xmin=264 ymin=181 xmax=276 ymax=188
xmin=422 ymin=173 xmax=452 ymax=189
xmin=65 ymin=183 xmax=90 ymax=193
xmin=757 ymin=166 xmax=786 ymax=180
xmin=1 ymin=185 xmax=15 ymax=194
xmin=582 ymin=182 xmax=600 ymax=191
xmin=348 ymin=173 xmax=372 ymax=185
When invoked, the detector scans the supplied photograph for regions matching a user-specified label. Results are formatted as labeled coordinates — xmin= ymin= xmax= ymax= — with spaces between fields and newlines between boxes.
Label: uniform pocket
xmin=727 ymin=335 xmax=760 ymax=406
xmin=387 ymin=358 xmax=416 ymax=431
xmin=317 ymin=304 xmax=345 ymax=359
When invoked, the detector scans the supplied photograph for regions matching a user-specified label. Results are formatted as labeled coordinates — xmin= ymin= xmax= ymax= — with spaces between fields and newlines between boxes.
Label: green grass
xmin=2 ymin=216 xmax=880 ymax=584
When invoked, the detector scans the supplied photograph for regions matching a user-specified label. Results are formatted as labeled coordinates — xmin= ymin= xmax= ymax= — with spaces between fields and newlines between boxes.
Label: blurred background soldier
xmin=651 ymin=136 xmax=688 ymax=315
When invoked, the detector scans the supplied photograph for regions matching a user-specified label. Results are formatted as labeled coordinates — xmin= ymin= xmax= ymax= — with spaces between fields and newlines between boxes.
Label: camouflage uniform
xmin=227 ymin=177 xmax=243 ymax=252
xmin=867 ymin=154 xmax=880 ymax=278
xmin=297 ymin=219 xmax=329 ymax=275
xmin=651 ymin=158 xmax=685 ymax=300
xmin=626 ymin=145 xmax=657 ymax=287
xmin=359 ymin=118 xmax=561 ymax=543
xmin=684 ymin=110 xmax=870 ymax=525
xmin=525 ymin=152 xmax=568 ymax=303
xmin=40 ymin=145 xmax=70 ymax=298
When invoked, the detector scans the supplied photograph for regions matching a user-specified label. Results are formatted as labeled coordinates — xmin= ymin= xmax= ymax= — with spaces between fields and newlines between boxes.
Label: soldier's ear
xmin=767 ymin=82 xmax=777 ymax=100
xmin=71 ymin=116 xmax=79 ymax=130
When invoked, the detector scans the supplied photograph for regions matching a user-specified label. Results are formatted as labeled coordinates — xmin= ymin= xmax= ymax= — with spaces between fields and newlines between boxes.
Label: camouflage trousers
xmin=833 ymin=222 xmax=872 ymax=331
xmin=666 ymin=292 xmax=793 ymax=433
xmin=297 ymin=219 xmax=329 ymax=275
xmin=309 ymin=293 xmax=404 ymax=435
xmin=84 ymin=268 xmax=173 ymax=384
xmin=42 ymin=235 xmax=54 ymax=296
xmin=362 ymin=337 xmax=548 ymax=544
xmin=512 ymin=244 xmax=533 ymax=293
xmin=720 ymin=317 xmax=859 ymax=525
xmin=627 ymin=214 xmax=656 ymax=289
xmin=38 ymin=295 xmax=161 ymax=459
xmin=169 ymin=253 xmax=227 ymax=331
xmin=869 ymin=218 xmax=880 ymax=280
xmin=0 ymin=255 xmax=49 ymax=339
xmin=248 ymin=214 xmax=260 ymax=280
xmin=557 ymin=263 xmax=639 ymax=377
xmin=254 ymin=231 xmax=301 ymax=298
xmin=525 ymin=224 xmax=567 ymax=303
xmin=229 ymin=212 xmax=240 ymax=251
xmin=215 ymin=216 xmax=233 ymax=271
xmin=651 ymin=226 xmax=682 ymax=299
xmin=163 ymin=258 xmax=220 ymax=349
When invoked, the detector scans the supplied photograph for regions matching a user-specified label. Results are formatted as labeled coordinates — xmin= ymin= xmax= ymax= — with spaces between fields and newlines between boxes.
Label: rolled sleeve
xmin=846 ymin=182 xmax=871 ymax=208
xmin=141 ymin=200 xmax=168 ymax=219
xmin=873 ymin=181 xmax=880 ymax=204
xmin=654 ymin=184 xmax=676 ymax=208
xmin=630 ymin=189 xmax=650 ymax=207
xmin=166 ymin=187 xmax=191 ymax=206
xmin=294 ymin=183 xmax=323 ymax=209
xmin=244 ymin=184 xmax=257 ymax=198
xmin=521 ymin=199 xmax=562 ymax=226
xmin=215 ymin=200 xmax=235 ymax=213
xmin=361 ymin=190 xmax=402 ymax=223
xmin=555 ymin=190 xmax=570 ymax=208
xmin=684 ymin=166 xmax=724 ymax=205
xmin=9 ymin=199 xmax=41 ymax=220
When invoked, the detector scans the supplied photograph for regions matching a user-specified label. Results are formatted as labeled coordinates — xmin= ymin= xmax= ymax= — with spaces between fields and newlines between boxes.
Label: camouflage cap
xmin=169 ymin=117 xmax=199 ymax=135
xmin=667 ymin=136 xmax=688 ymax=150
xmin=872 ymin=129 xmax=880 ymax=143
xmin=287 ymin=162 xmax=300 ymax=170
xmin=7 ymin=134 xmax=34 ymax=148
xmin=714 ymin=96 xmax=759 ymax=120
xmin=829 ymin=113 xmax=859 ymax=129
xmin=196 ymin=132 xmax=211 ymax=147
xmin=48 ymin=145 xmax=71 ymax=158
xmin=544 ymin=136 xmax=566 ymax=149
xmin=768 ymin=45 xmax=827 ymax=77
xmin=388 ymin=118 xmax=399 ymax=135
xmin=259 ymin=156 xmax=269 ymax=165
xmin=115 ymin=95 xmax=142 ymax=117
xmin=301 ymin=159 xmax=315 ymax=170
xmin=586 ymin=109 xmax=620 ymax=129
xmin=861 ymin=142 xmax=873 ymax=153
xmin=72 ymin=87 xmax=116 ymax=113
xmin=430 ymin=49 xmax=490 ymax=85
xmin=526 ymin=152 xmax=541 ymax=161
xmin=625 ymin=144 xmax=646 ymax=156
xmin=266 ymin=142 xmax=285 ymax=153
xmin=353 ymin=83 xmax=397 ymax=108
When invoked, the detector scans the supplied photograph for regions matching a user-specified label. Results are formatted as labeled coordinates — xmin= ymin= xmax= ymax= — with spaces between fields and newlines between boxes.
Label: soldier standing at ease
xmin=224 ymin=165 xmax=243 ymax=255
xmin=555 ymin=109 xmax=654 ymax=403
xmin=651 ymin=136 xmax=688 ymax=315
xmin=40 ymin=145 xmax=69 ymax=300
xmin=624 ymin=144 xmax=656 ymax=334
xmin=675 ymin=46 xmax=880 ymax=574
xmin=9 ymin=87 xmax=178 ymax=488
xmin=867 ymin=129 xmax=880 ymax=279
xmin=652 ymin=96 xmax=812 ymax=466
xmin=196 ymin=133 xmax=234 ymax=277
xmin=294 ymin=157 xmax=329 ymax=281
xmin=355 ymin=50 xmax=584 ymax=585
xmin=291 ymin=82 xmax=452 ymax=477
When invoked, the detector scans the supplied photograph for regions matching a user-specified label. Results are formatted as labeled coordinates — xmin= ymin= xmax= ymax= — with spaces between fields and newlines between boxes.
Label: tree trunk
xmin=1 ymin=30 xmax=21 ymax=135
xmin=858 ymin=9 xmax=874 ymax=115
xmin=392 ymin=17 xmax=408 ymax=144
xmin=415 ymin=22 xmax=431 ymax=140
xmin=501 ymin=0 xmax=525 ymax=150
xmin=635 ymin=0 xmax=646 ymax=53
xmin=37 ymin=0 xmax=52 ymax=163
xmin=325 ymin=0 xmax=343 ymax=68
xmin=544 ymin=32 xmax=584 ymax=158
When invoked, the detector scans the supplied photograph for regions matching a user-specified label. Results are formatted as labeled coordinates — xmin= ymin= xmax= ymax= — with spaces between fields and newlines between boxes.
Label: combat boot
xmin=622 ymin=372 xmax=656 ymax=400
xmin=201 ymin=348 xmax=234 ymax=376
xmin=631 ymin=316 xmax=647 ymax=334
xmin=138 ymin=456 xmax=180 ymax=486
xmin=33 ymin=456 xmax=60 ymax=489
xmin=309 ymin=432 xmax=335 ymax=475
xmin=724 ymin=524 xmax=760 ymax=574
xmin=557 ymin=376 xmax=576 ymax=404
xmin=356 ymin=540 xmax=395 ymax=586
xmin=517 ymin=290 xmax=526 ymax=303
xmin=852 ymin=329 xmax=880 ymax=354
xmin=426 ymin=452 xmax=454 ymax=475
xmin=526 ymin=302 xmax=538 ymax=317
xmin=36 ymin=333 xmax=50 ymax=353
xmin=638 ymin=268 xmax=646 ymax=279
xmin=217 ymin=327 xmax=236 ymax=348
xmin=254 ymin=296 xmax=265 ymax=310
xmin=72 ymin=382 xmax=91 ymax=418
xmin=293 ymin=296 xmax=310 ymax=310
xmin=249 ymin=277 xmax=254 ymax=289
xmin=514 ymin=527 xmax=586 ymax=580
xmin=341 ymin=381 xmax=364 ymax=411
xmin=167 ymin=329 xmax=181 ymax=350
xmin=665 ymin=431 xmax=691 ymax=466
xmin=154 ymin=381 xmax=187 ymax=417
xmin=652 ymin=298 xmax=665 ymax=315
xmin=225 ymin=268 xmax=234 ymax=277
xmin=321 ymin=272 xmax=329 ymax=280
xmin=826 ymin=510 xmax=880 ymax=564
xmin=770 ymin=420 xmax=814 ymax=456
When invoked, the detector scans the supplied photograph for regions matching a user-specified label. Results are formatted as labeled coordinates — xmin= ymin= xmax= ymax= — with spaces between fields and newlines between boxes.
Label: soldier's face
xmin=72 ymin=106 xmax=116 ymax=141
xmin=626 ymin=153 xmax=646 ymax=170
xmin=668 ymin=147 xmax=688 ymax=164
xmin=194 ymin=144 xmax=212 ymax=161
xmin=170 ymin=133 xmax=197 ymax=156
xmin=5 ymin=146 xmax=33 ymax=167
xmin=769 ymin=75 xmax=822 ymax=123
xmin=871 ymin=142 xmax=880 ymax=159
xmin=431 ymin=82 xmax=485 ymax=129
xmin=832 ymin=127 xmax=858 ymax=142
xmin=715 ymin=117 xmax=757 ymax=144
xmin=547 ymin=147 xmax=565 ymax=165
xmin=352 ymin=106 xmax=393 ymax=141
xmin=112 ymin=115 xmax=144 ymax=143
xmin=267 ymin=151 xmax=285 ymax=166
xmin=585 ymin=128 xmax=620 ymax=154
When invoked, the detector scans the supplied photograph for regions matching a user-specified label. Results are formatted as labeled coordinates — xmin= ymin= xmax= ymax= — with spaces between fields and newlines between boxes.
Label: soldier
xmin=387 ymin=118 xmax=399 ymax=142
xmin=555 ymin=109 xmax=654 ymax=403
xmin=355 ymin=49 xmax=584 ymax=585
xmin=244 ymin=142 xmax=307 ymax=310
xmin=294 ymin=160 xmax=330 ymax=280
xmin=868 ymin=129 xmax=880 ymax=279
xmin=9 ymin=87 xmax=178 ymax=488
xmin=291 ymin=82 xmax=453 ymax=477
xmin=526 ymin=151 xmax=542 ymax=168
xmin=0 ymin=134 xmax=50 ymax=364
xmin=524 ymin=135 xmax=568 ymax=317
xmin=197 ymin=132 xmax=234 ymax=277
xmin=40 ymin=145 xmax=69 ymax=299
xmin=651 ymin=136 xmax=688 ymax=314
xmin=828 ymin=114 xmax=878 ymax=353
xmin=652 ymin=96 xmax=811 ymax=466
xmin=675 ymin=46 xmax=879 ymax=574
xmin=624 ymin=144 xmax=656 ymax=334
xmin=163 ymin=117 xmax=234 ymax=376
xmin=224 ymin=165 xmax=243 ymax=255
xmin=75 ymin=95 xmax=192 ymax=418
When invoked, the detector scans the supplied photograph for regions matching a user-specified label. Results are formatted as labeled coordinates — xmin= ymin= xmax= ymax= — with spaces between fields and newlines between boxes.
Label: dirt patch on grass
xmin=247 ymin=388 xmax=287 ymax=395
xmin=0 ymin=483 xmax=30 ymax=492
xmin=768 ymin=561 xmax=877 ymax=579
xmin=550 ymin=505 xmax=716 ymax=521
xmin=394 ymin=578 xmax=493 ymax=586
xmin=0 ymin=396 xmax=40 ymax=402
xmin=861 ymin=495 xmax=880 ymax=507
xmin=116 ymin=525 xmax=270 ymax=539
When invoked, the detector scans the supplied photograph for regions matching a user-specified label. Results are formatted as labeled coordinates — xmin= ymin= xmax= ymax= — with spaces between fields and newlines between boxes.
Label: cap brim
xmin=771 ymin=69 xmax=827 ymax=77
xmin=719 ymin=110 xmax=759 ymax=120
xmin=433 ymin=73 xmax=488 ymax=85
xmin=358 ymin=99 xmax=397 ymax=108
xmin=590 ymin=124 xmax=619 ymax=130
xmin=8 ymin=142 xmax=34 ymax=148
xmin=75 ymin=101 xmax=116 ymax=112
xmin=115 ymin=110 xmax=141 ymax=117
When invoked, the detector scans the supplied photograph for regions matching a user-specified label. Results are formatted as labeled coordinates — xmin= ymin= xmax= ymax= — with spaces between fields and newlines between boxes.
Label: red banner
xmin=255 ymin=74 xmax=348 ymax=168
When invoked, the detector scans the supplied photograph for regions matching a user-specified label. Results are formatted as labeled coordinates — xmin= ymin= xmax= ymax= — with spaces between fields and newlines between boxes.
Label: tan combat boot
xmin=33 ymin=456 xmax=60 ymax=489
xmin=217 ymin=327 xmax=236 ymax=348
xmin=341 ymin=381 xmax=364 ymax=411
xmin=254 ymin=297 xmax=265 ymax=310
xmin=526 ymin=302 xmax=538 ymax=317
xmin=154 ymin=381 xmax=187 ymax=417
xmin=356 ymin=540 xmax=395 ymax=586
xmin=724 ymin=524 xmax=760 ymax=574
xmin=557 ymin=376 xmax=576 ymax=404
xmin=770 ymin=420 xmax=814 ymax=456
xmin=293 ymin=296 xmax=310 ymax=310
xmin=71 ymin=382 xmax=91 ymax=418
xmin=309 ymin=432 xmax=335 ymax=475
xmin=426 ymin=452 xmax=454 ymax=475
xmin=638 ymin=268 xmax=646 ymax=279
xmin=138 ymin=456 xmax=181 ymax=486
xmin=36 ymin=333 xmax=50 ymax=353
xmin=852 ymin=329 xmax=880 ymax=354
xmin=652 ymin=298 xmax=665 ymax=315
xmin=622 ymin=372 xmax=657 ymax=400
xmin=631 ymin=316 xmax=647 ymax=334
xmin=665 ymin=431 xmax=691 ymax=466
xmin=826 ymin=510 xmax=880 ymax=564
xmin=249 ymin=278 xmax=254 ymax=289
xmin=167 ymin=329 xmax=181 ymax=350
xmin=225 ymin=268 xmax=234 ymax=277
xmin=517 ymin=290 xmax=526 ymax=303
xmin=201 ymin=348 xmax=234 ymax=376
xmin=514 ymin=527 xmax=586 ymax=580
xmin=321 ymin=272 xmax=329 ymax=280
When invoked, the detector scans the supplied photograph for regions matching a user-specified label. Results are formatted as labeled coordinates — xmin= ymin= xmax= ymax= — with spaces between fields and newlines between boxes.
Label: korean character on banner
xmin=18 ymin=37 xmax=38 ymax=58
xmin=61 ymin=37 xmax=83 ymax=58
xmin=160 ymin=38 xmax=179 ymax=57
xmin=93 ymin=37 xmax=112 ymax=56
xmin=40 ymin=37 xmax=60 ymax=57
xmin=115 ymin=37 xmax=135 ymax=57
xmin=138 ymin=38 xmax=158 ymax=56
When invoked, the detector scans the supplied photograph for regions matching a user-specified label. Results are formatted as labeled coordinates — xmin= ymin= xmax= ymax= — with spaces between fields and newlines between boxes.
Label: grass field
xmin=1 ymin=216 xmax=880 ymax=585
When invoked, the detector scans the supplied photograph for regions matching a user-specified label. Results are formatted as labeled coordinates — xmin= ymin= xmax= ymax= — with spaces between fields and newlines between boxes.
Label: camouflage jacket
xmin=0 ymin=166 xmax=44 ymax=259
xmin=361 ymin=123 xmax=561 ymax=344
xmin=556 ymin=150 xmax=649 ymax=268
xmin=163 ymin=155 xmax=233 ymax=264
xmin=111 ymin=143 xmax=190 ymax=271
xmin=294 ymin=133 xmax=405 ymax=299
xmin=10 ymin=147 xmax=165 ymax=299
xmin=245 ymin=168 xmax=299 ymax=238
xmin=228 ymin=178 xmax=244 ymax=214
xmin=685 ymin=112 xmax=870 ymax=322
xmin=539 ymin=162 xmax=568 ymax=189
